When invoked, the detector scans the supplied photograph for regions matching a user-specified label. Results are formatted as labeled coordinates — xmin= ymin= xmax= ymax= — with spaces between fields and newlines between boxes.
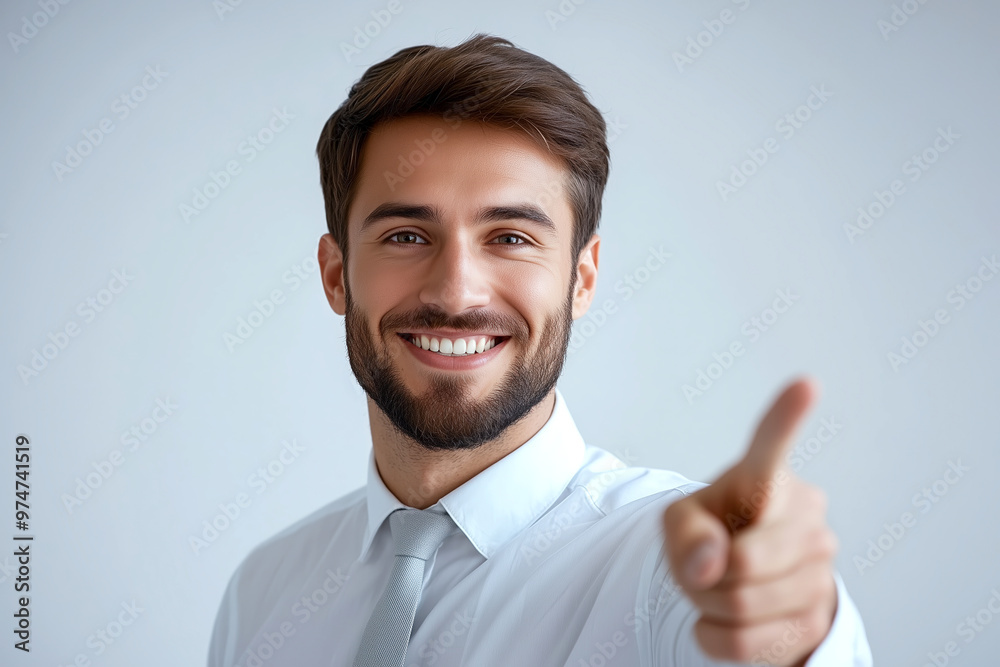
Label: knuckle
xmin=727 ymin=540 xmax=756 ymax=578
xmin=804 ymin=605 xmax=833 ymax=641
xmin=697 ymin=621 xmax=752 ymax=662
xmin=817 ymin=527 xmax=839 ymax=559
xmin=721 ymin=586 xmax=753 ymax=620
xmin=813 ymin=567 xmax=837 ymax=607
xmin=726 ymin=629 xmax=757 ymax=663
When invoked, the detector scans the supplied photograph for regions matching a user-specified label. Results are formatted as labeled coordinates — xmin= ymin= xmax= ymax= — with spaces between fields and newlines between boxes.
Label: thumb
xmin=663 ymin=492 xmax=731 ymax=591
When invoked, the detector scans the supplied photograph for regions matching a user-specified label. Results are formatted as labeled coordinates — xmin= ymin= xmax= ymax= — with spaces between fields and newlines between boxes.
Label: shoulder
xmin=568 ymin=444 xmax=708 ymax=517
xmin=208 ymin=485 xmax=367 ymax=664
xmin=234 ymin=484 xmax=366 ymax=589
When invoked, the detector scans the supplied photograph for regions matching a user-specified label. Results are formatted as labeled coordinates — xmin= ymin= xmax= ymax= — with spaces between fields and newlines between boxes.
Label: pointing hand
xmin=662 ymin=378 xmax=839 ymax=666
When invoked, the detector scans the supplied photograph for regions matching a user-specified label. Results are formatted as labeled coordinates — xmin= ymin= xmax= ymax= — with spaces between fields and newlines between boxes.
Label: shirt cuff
xmin=803 ymin=570 xmax=873 ymax=666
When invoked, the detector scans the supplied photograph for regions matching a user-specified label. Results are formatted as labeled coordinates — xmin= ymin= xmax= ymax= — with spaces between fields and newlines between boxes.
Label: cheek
xmin=347 ymin=263 xmax=403 ymax=326
xmin=497 ymin=263 xmax=564 ymax=331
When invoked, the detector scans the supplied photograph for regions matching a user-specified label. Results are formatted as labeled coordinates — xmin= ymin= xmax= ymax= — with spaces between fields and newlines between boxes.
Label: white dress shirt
xmin=208 ymin=387 xmax=873 ymax=666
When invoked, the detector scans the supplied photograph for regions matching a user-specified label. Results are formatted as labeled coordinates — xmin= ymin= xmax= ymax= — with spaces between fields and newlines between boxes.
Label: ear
xmin=318 ymin=233 xmax=346 ymax=316
xmin=571 ymin=233 xmax=600 ymax=321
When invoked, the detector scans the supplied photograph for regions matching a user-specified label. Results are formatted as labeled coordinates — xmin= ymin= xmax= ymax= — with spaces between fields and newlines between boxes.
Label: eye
xmin=492 ymin=233 xmax=529 ymax=246
xmin=386 ymin=231 xmax=427 ymax=245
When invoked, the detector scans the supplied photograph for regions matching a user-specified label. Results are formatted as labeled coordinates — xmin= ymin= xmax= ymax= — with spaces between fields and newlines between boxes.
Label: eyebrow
xmin=360 ymin=202 xmax=558 ymax=236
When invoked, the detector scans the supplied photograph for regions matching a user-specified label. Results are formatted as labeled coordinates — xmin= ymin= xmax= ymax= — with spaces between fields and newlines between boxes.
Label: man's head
xmin=315 ymin=34 xmax=609 ymax=452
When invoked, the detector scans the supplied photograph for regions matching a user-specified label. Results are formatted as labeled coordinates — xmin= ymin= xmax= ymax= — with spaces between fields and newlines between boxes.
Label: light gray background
xmin=2 ymin=0 xmax=998 ymax=664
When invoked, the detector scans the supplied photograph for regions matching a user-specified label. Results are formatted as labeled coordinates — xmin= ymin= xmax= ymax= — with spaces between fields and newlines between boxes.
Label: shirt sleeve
xmin=801 ymin=571 xmax=874 ymax=666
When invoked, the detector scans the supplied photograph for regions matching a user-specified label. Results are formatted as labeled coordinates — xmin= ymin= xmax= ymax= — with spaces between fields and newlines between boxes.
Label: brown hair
xmin=315 ymin=32 xmax=610 ymax=272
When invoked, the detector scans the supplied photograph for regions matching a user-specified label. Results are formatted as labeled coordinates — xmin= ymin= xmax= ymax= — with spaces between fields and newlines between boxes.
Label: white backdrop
xmin=2 ymin=0 xmax=998 ymax=664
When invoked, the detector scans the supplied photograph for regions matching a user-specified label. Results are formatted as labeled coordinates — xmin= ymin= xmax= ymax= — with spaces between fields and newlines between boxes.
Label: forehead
xmin=348 ymin=115 xmax=573 ymax=237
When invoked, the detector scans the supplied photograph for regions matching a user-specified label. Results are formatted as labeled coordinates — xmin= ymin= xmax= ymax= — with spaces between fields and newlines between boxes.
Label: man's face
xmin=325 ymin=115 xmax=596 ymax=451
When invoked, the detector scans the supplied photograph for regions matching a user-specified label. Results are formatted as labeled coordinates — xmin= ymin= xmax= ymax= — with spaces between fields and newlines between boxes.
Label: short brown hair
xmin=315 ymin=32 xmax=610 ymax=271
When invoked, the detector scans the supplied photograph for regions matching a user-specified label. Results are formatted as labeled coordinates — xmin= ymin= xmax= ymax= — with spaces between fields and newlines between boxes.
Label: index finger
xmin=739 ymin=377 xmax=819 ymax=481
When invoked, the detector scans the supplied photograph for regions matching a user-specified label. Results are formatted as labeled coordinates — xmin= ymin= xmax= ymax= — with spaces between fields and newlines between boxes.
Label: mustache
xmin=380 ymin=307 xmax=530 ymax=340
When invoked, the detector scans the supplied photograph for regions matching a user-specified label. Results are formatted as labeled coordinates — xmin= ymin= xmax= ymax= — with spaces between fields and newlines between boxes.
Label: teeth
xmin=406 ymin=334 xmax=500 ymax=356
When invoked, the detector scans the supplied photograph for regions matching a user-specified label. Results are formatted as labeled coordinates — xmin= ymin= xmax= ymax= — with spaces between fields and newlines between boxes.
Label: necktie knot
xmin=389 ymin=507 xmax=456 ymax=560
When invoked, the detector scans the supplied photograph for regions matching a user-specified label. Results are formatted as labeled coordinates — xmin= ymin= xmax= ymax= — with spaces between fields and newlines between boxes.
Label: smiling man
xmin=208 ymin=34 xmax=872 ymax=666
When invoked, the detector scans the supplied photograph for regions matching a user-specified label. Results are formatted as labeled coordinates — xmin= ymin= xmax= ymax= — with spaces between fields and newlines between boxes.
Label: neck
xmin=368 ymin=389 xmax=557 ymax=509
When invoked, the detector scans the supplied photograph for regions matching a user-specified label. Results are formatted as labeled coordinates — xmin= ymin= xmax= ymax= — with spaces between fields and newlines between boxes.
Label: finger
xmin=719 ymin=489 xmax=835 ymax=585
xmin=687 ymin=559 xmax=837 ymax=626
xmin=738 ymin=377 xmax=819 ymax=484
xmin=693 ymin=603 xmax=836 ymax=667
xmin=663 ymin=492 xmax=731 ymax=591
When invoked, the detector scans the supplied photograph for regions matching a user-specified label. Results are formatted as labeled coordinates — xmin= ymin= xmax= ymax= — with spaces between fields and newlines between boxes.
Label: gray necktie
xmin=353 ymin=507 xmax=457 ymax=667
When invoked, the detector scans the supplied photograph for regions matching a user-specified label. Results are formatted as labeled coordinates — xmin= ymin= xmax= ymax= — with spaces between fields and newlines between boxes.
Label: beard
xmin=343 ymin=267 xmax=577 ymax=452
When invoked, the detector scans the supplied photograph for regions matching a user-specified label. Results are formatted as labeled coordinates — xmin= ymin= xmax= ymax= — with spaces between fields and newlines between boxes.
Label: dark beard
xmin=342 ymin=268 xmax=576 ymax=452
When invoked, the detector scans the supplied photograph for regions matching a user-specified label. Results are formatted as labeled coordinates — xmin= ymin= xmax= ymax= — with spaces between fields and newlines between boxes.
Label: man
xmin=208 ymin=33 xmax=872 ymax=666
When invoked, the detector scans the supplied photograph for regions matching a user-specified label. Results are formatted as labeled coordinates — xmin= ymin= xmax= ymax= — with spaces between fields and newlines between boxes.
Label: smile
xmin=398 ymin=333 xmax=506 ymax=356
xmin=397 ymin=332 xmax=509 ymax=370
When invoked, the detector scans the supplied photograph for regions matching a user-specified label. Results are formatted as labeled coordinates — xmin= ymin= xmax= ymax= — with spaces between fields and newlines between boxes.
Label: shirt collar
xmin=360 ymin=386 xmax=585 ymax=561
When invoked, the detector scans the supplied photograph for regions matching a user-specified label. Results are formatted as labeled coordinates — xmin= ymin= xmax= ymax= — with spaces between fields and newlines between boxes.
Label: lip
xmin=397 ymin=333 xmax=508 ymax=371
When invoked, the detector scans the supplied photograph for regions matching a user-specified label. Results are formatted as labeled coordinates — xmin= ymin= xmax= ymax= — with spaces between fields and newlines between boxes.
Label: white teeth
xmin=407 ymin=334 xmax=501 ymax=356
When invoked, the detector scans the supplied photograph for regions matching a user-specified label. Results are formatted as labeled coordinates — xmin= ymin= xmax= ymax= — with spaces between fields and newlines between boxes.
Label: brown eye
xmin=388 ymin=232 xmax=426 ymax=244
xmin=494 ymin=234 xmax=527 ymax=245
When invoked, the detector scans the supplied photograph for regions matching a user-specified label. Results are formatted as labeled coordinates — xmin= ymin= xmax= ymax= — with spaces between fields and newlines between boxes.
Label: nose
xmin=418 ymin=232 xmax=491 ymax=314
